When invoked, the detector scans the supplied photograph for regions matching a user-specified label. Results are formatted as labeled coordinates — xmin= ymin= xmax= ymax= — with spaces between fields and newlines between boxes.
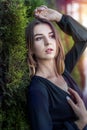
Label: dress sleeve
xmin=28 ymin=85 xmax=52 ymax=130
xmin=57 ymin=15 xmax=87 ymax=73
xmin=64 ymin=121 xmax=87 ymax=130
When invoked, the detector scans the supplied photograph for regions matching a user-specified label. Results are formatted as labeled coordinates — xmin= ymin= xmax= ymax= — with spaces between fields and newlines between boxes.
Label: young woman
xmin=26 ymin=5 xmax=87 ymax=130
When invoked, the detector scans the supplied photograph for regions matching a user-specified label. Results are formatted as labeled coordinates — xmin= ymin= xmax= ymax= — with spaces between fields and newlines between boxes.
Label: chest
xmin=48 ymin=86 xmax=77 ymax=121
xmin=48 ymin=76 xmax=69 ymax=93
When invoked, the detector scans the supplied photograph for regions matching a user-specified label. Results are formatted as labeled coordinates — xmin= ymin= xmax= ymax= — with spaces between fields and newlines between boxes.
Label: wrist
xmin=55 ymin=12 xmax=63 ymax=22
xmin=82 ymin=111 xmax=87 ymax=126
xmin=79 ymin=113 xmax=87 ymax=130
xmin=83 ymin=124 xmax=87 ymax=130
xmin=83 ymin=118 xmax=87 ymax=128
xmin=75 ymin=115 xmax=87 ymax=130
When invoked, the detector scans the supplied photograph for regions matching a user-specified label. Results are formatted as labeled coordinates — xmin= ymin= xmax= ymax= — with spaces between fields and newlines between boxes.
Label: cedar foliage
xmin=0 ymin=0 xmax=46 ymax=129
xmin=0 ymin=0 xmax=29 ymax=129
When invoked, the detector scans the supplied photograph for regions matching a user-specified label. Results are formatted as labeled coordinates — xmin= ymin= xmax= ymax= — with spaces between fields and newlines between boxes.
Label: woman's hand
xmin=34 ymin=5 xmax=63 ymax=22
xmin=66 ymin=88 xmax=87 ymax=130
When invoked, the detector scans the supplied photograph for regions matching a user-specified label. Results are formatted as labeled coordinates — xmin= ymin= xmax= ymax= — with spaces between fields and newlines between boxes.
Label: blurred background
xmin=55 ymin=0 xmax=87 ymax=101
xmin=0 ymin=0 xmax=87 ymax=129
xmin=55 ymin=0 xmax=87 ymax=104
xmin=50 ymin=0 xmax=87 ymax=92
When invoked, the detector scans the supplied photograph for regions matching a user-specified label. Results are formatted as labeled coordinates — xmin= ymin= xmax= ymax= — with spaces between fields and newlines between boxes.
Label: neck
xmin=36 ymin=59 xmax=58 ymax=78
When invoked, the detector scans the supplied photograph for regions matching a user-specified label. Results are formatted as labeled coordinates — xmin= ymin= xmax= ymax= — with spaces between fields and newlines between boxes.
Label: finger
xmin=34 ymin=6 xmax=47 ymax=13
xmin=34 ymin=9 xmax=49 ymax=20
xmin=68 ymin=88 xmax=83 ymax=103
xmin=34 ymin=8 xmax=47 ymax=17
xmin=66 ymin=96 xmax=77 ymax=110
xmin=35 ymin=13 xmax=49 ymax=20
xmin=40 ymin=5 xmax=48 ymax=9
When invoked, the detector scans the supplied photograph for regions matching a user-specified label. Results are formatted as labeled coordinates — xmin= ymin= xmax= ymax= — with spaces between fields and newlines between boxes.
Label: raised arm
xmin=58 ymin=14 xmax=87 ymax=42
xmin=34 ymin=5 xmax=87 ymax=73
xmin=34 ymin=5 xmax=87 ymax=42
xmin=58 ymin=15 xmax=87 ymax=72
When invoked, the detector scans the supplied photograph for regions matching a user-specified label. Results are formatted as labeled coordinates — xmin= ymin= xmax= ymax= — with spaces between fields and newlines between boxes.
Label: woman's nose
xmin=44 ymin=37 xmax=51 ymax=45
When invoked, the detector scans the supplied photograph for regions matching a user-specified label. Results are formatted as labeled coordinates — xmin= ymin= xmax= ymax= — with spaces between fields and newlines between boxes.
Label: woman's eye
xmin=35 ymin=37 xmax=42 ymax=41
xmin=50 ymin=34 xmax=55 ymax=39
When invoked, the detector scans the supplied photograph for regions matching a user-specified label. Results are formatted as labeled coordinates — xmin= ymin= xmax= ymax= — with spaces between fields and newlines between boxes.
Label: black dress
xmin=28 ymin=15 xmax=87 ymax=130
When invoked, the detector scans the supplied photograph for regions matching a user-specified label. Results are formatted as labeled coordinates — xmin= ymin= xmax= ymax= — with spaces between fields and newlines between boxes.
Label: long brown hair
xmin=25 ymin=18 xmax=65 ymax=78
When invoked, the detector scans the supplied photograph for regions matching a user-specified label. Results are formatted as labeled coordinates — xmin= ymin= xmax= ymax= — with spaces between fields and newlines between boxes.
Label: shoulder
xmin=28 ymin=76 xmax=48 ymax=99
xmin=27 ymin=76 xmax=49 ymax=108
xmin=29 ymin=76 xmax=46 ymax=90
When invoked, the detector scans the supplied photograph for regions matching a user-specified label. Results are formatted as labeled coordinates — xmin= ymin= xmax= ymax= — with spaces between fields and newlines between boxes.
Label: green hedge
xmin=0 ymin=0 xmax=46 ymax=129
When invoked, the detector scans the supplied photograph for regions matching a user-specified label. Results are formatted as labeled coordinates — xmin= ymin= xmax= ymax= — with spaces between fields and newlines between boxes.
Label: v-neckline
xmin=33 ymin=75 xmax=70 ymax=96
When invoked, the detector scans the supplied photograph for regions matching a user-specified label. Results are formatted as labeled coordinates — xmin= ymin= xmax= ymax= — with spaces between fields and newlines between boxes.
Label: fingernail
xmin=66 ymin=96 xmax=70 ymax=100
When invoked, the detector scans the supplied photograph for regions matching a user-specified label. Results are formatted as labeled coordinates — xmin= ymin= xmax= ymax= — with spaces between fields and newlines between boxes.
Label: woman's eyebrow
xmin=34 ymin=34 xmax=42 ymax=37
xmin=34 ymin=31 xmax=53 ymax=37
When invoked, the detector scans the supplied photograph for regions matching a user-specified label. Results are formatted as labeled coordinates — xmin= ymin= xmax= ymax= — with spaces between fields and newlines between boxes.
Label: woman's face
xmin=32 ymin=23 xmax=57 ymax=61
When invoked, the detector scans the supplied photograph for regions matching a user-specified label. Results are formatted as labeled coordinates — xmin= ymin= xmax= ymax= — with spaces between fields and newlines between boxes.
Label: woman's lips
xmin=45 ymin=48 xmax=53 ymax=53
